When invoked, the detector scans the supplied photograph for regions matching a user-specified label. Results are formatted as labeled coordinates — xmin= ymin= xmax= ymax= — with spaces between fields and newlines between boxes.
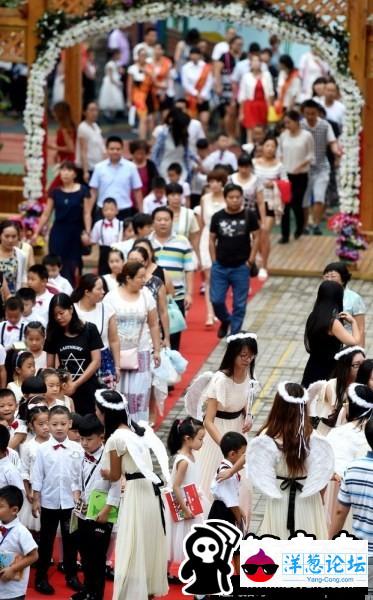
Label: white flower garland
xmin=23 ymin=1 xmax=363 ymax=215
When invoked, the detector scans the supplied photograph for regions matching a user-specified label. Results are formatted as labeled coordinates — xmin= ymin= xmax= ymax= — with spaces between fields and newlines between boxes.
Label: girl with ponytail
xmin=166 ymin=416 xmax=206 ymax=581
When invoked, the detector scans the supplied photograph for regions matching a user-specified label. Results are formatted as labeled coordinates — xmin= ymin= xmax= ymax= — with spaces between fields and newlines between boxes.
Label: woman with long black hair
xmin=45 ymin=293 xmax=103 ymax=414
xmin=151 ymin=107 xmax=193 ymax=181
xmin=96 ymin=389 xmax=169 ymax=600
xmin=301 ymin=281 xmax=362 ymax=387
xmin=195 ymin=332 xmax=259 ymax=503
xmin=356 ymin=359 xmax=373 ymax=389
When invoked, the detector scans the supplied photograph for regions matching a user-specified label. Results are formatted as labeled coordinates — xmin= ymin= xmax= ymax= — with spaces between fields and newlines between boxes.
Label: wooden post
xmin=64 ymin=44 xmax=82 ymax=125
xmin=26 ymin=0 xmax=46 ymax=65
xmin=351 ymin=1 xmax=373 ymax=232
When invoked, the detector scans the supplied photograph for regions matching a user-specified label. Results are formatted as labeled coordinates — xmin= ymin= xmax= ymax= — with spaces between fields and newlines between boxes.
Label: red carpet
xmin=27 ymin=274 xmax=264 ymax=599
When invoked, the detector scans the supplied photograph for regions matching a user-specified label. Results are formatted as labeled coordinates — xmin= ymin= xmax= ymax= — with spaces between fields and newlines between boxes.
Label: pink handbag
xmin=119 ymin=317 xmax=145 ymax=370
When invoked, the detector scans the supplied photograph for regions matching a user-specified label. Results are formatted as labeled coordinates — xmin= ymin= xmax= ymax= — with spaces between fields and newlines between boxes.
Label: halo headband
xmin=95 ymin=389 xmax=127 ymax=411
xmin=278 ymin=381 xmax=309 ymax=405
xmin=226 ymin=332 xmax=258 ymax=344
xmin=334 ymin=346 xmax=365 ymax=361
xmin=348 ymin=383 xmax=373 ymax=410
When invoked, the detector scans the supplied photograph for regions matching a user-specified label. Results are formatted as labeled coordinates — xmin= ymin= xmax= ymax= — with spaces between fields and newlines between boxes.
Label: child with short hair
xmin=143 ymin=176 xmax=167 ymax=214
xmin=76 ymin=414 xmax=121 ymax=600
xmin=209 ymin=431 xmax=247 ymax=529
xmin=19 ymin=404 xmax=50 ymax=534
xmin=167 ymin=162 xmax=191 ymax=206
xmin=6 ymin=350 xmax=35 ymax=405
xmin=90 ymin=198 xmax=123 ymax=275
xmin=24 ymin=321 xmax=47 ymax=371
xmin=32 ymin=405 xmax=83 ymax=595
xmin=0 ymin=297 xmax=26 ymax=351
xmin=15 ymin=287 xmax=39 ymax=326
xmin=68 ymin=412 xmax=83 ymax=442
xmin=0 ymin=386 xmax=28 ymax=451
xmin=42 ymin=254 xmax=73 ymax=295
xmin=103 ymin=248 xmax=125 ymax=292
xmin=27 ymin=265 xmax=54 ymax=324
xmin=166 ymin=417 xmax=206 ymax=580
xmin=0 ymin=424 xmax=25 ymax=491
xmin=0 ymin=484 xmax=38 ymax=600
xmin=39 ymin=368 xmax=75 ymax=412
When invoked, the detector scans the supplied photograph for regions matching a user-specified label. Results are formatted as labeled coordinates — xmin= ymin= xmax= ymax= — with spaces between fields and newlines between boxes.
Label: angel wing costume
xmin=247 ymin=433 xmax=334 ymax=539
xmin=105 ymin=423 xmax=170 ymax=600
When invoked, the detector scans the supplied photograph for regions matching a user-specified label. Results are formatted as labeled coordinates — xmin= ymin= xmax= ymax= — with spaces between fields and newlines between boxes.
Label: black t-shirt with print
xmin=210 ymin=208 xmax=259 ymax=267
xmin=45 ymin=322 xmax=103 ymax=415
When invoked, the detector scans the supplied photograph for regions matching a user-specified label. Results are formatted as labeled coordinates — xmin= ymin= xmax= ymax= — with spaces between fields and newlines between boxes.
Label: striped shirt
xmin=338 ymin=451 xmax=373 ymax=555
xmin=301 ymin=117 xmax=335 ymax=172
xmin=149 ymin=232 xmax=194 ymax=300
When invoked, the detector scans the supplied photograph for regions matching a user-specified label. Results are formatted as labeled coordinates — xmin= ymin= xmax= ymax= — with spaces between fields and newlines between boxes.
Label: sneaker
xmin=313 ymin=225 xmax=323 ymax=236
xmin=35 ymin=579 xmax=55 ymax=595
xmin=258 ymin=268 xmax=268 ymax=281
xmin=217 ymin=321 xmax=230 ymax=339
xmin=66 ymin=576 xmax=83 ymax=592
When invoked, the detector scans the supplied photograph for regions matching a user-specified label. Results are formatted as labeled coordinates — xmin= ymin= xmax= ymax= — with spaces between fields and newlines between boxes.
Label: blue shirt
xmin=338 ymin=451 xmax=373 ymax=555
xmin=90 ymin=158 xmax=142 ymax=209
xmin=344 ymin=287 xmax=366 ymax=316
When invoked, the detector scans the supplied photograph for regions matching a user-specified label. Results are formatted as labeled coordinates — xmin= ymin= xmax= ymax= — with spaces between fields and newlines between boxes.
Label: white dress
xmin=105 ymin=428 xmax=168 ymax=600
xmin=196 ymin=371 xmax=255 ymax=523
xmin=19 ymin=437 xmax=48 ymax=531
xmin=98 ymin=60 xmax=125 ymax=112
xmin=199 ymin=193 xmax=226 ymax=269
xmin=247 ymin=433 xmax=334 ymax=539
xmin=165 ymin=453 xmax=208 ymax=577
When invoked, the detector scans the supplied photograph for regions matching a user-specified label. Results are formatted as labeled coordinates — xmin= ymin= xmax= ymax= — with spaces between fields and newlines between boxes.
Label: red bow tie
xmin=103 ymin=222 xmax=113 ymax=228
xmin=0 ymin=526 xmax=8 ymax=536
xmin=84 ymin=452 xmax=96 ymax=463
xmin=10 ymin=421 xmax=18 ymax=430
xmin=53 ymin=443 xmax=66 ymax=450
xmin=6 ymin=325 xmax=18 ymax=332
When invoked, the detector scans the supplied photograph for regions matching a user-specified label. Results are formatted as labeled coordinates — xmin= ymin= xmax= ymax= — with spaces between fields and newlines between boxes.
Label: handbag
xmin=275 ymin=179 xmax=292 ymax=204
xmin=168 ymin=297 xmax=186 ymax=335
xmin=119 ymin=312 xmax=146 ymax=370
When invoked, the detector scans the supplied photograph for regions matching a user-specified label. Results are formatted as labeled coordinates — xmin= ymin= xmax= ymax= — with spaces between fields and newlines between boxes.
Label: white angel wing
xmin=184 ymin=370 xmax=214 ymax=420
xmin=299 ymin=433 xmax=335 ymax=497
xmin=246 ymin=435 xmax=282 ymax=499
xmin=139 ymin=421 xmax=171 ymax=486
xmin=307 ymin=380 xmax=328 ymax=418
xmin=326 ymin=422 xmax=369 ymax=478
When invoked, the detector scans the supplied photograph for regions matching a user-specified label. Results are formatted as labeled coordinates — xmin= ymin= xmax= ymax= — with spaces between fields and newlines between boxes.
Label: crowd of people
xmin=0 ymin=22 xmax=365 ymax=600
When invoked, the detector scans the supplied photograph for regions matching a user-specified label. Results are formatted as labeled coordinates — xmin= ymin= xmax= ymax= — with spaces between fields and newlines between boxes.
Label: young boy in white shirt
xmin=143 ymin=177 xmax=167 ymax=214
xmin=76 ymin=414 xmax=120 ymax=600
xmin=167 ymin=163 xmax=191 ymax=206
xmin=15 ymin=288 xmax=43 ymax=327
xmin=26 ymin=265 xmax=54 ymax=325
xmin=0 ymin=298 xmax=26 ymax=351
xmin=203 ymin=133 xmax=238 ymax=174
xmin=42 ymin=254 xmax=73 ymax=295
xmin=90 ymin=198 xmax=123 ymax=275
xmin=0 ymin=485 xmax=38 ymax=600
xmin=32 ymin=405 xmax=84 ymax=595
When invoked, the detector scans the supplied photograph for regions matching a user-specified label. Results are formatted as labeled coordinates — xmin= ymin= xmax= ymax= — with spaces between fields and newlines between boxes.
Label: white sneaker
xmin=258 ymin=268 xmax=268 ymax=281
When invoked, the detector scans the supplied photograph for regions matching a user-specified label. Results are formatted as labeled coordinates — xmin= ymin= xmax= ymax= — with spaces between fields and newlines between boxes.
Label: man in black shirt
xmin=209 ymin=183 xmax=259 ymax=338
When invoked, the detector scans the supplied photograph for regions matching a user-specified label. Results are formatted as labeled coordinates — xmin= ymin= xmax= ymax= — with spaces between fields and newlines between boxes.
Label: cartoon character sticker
xmin=179 ymin=520 xmax=242 ymax=596
xmin=241 ymin=548 xmax=279 ymax=583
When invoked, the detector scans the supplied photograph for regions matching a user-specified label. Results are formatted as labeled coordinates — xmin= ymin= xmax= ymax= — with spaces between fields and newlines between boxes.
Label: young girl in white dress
xmin=98 ymin=49 xmax=125 ymax=118
xmin=103 ymin=248 xmax=124 ymax=293
xmin=166 ymin=416 xmax=207 ymax=580
xmin=25 ymin=322 xmax=47 ymax=371
xmin=246 ymin=381 xmax=334 ymax=539
xmin=7 ymin=350 xmax=36 ymax=405
xmin=19 ymin=405 xmax=50 ymax=533
xmin=96 ymin=389 xmax=170 ymax=600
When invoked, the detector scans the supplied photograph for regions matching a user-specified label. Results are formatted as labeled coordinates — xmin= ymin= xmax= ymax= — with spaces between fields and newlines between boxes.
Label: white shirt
xmin=181 ymin=60 xmax=213 ymax=101
xmin=0 ymin=455 xmax=25 ymax=492
xmin=32 ymin=437 xmax=83 ymax=510
xmin=34 ymin=290 xmax=54 ymax=324
xmin=22 ymin=308 xmax=46 ymax=328
xmin=210 ymin=459 xmax=240 ymax=508
xmin=203 ymin=149 xmax=238 ymax=173
xmin=188 ymin=119 xmax=205 ymax=155
xmin=90 ymin=157 xmax=143 ymax=209
xmin=212 ymin=41 xmax=229 ymax=61
xmin=133 ymin=42 xmax=155 ymax=61
xmin=278 ymin=129 xmax=315 ymax=174
xmin=108 ymin=29 xmax=130 ymax=66
xmin=143 ymin=192 xmax=167 ymax=215
xmin=76 ymin=121 xmax=106 ymax=170
xmin=319 ymin=97 xmax=346 ymax=131
xmin=0 ymin=344 xmax=5 ymax=366
xmin=90 ymin=217 xmax=123 ymax=247
xmin=0 ymin=516 xmax=37 ymax=598
xmin=48 ymin=274 xmax=73 ymax=295
xmin=74 ymin=301 xmax=115 ymax=349
xmin=103 ymin=273 xmax=119 ymax=293
xmin=111 ymin=238 xmax=135 ymax=260
xmin=0 ymin=320 xmax=26 ymax=351
xmin=80 ymin=445 xmax=121 ymax=507
xmin=232 ymin=58 xmax=268 ymax=85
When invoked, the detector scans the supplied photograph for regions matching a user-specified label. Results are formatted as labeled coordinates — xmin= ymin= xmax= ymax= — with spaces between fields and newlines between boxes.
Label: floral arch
xmin=24 ymin=0 xmax=362 ymax=215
